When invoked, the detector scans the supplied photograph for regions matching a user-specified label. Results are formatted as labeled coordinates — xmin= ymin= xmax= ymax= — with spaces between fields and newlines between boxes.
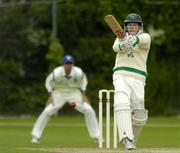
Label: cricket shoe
xmin=122 ymin=138 xmax=136 ymax=150
xmin=31 ymin=136 xmax=40 ymax=144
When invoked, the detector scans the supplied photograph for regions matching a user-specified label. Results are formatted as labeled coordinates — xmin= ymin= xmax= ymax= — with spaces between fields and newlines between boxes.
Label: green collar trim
xmin=113 ymin=66 xmax=148 ymax=77
xmin=133 ymin=36 xmax=139 ymax=47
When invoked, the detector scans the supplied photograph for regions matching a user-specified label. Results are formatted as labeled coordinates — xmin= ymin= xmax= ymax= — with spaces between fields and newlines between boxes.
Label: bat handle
xmin=117 ymin=32 xmax=125 ymax=39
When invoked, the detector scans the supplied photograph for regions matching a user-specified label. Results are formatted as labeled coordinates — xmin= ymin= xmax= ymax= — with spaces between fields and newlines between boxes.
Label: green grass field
xmin=0 ymin=116 xmax=179 ymax=153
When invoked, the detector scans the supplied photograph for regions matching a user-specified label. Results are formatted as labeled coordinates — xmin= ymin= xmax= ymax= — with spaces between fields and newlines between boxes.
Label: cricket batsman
xmin=112 ymin=13 xmax=151 ymax=150
xmin=31 ymin=55 xmax=99 ymax=144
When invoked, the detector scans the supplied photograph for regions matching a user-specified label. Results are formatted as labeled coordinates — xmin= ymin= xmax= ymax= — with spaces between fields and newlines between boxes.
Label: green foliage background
xmin=0 ymin=0 xmax=179 ymax=115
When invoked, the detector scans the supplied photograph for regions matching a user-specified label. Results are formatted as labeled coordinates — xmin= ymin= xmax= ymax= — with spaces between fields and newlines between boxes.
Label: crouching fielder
xmin=112 ymin=13 xmax=151 ymax=150
xmin=31 ymin=55 xmax=99 ymax=144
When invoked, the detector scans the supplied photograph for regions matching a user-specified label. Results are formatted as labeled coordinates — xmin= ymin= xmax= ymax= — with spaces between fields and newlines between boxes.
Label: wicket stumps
xmin=98 ymin=89 xmax=118 ymax=149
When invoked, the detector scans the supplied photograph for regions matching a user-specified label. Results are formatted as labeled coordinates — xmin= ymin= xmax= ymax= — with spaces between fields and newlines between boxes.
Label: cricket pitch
xmin=21 ymin=147 xmax=180 ymax=153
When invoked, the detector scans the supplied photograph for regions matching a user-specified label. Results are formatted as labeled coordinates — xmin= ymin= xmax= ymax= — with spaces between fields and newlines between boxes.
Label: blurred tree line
xmin=0 ymin=0 xmax=179 ymax=115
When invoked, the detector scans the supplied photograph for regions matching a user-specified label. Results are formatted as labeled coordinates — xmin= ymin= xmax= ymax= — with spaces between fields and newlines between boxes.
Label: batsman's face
xmin=126 ymin=23 xmax=140 ymax=35
xmin=64 ymin=62 xmax=73 ymax=75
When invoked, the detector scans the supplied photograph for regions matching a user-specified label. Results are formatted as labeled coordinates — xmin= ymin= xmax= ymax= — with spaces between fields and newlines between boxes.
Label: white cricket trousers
xmin=31 ymin=89 xmax=99 ymax=140
xmin=113 ymin=74 xmax=145 ymax=142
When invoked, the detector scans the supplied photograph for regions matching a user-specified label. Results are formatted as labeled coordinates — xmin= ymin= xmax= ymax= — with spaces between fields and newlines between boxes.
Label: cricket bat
xmin=104 ymin=14 xmax=125 ymax=39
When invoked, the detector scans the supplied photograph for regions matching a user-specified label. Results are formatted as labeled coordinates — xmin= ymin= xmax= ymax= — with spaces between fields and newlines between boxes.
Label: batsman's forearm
xmin=113 ymin=38 xmax=125 ymax=53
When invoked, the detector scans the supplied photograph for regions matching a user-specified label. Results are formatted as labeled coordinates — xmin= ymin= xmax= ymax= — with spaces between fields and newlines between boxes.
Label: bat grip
xmin=117 ymin=32 xmax=125 ymax=39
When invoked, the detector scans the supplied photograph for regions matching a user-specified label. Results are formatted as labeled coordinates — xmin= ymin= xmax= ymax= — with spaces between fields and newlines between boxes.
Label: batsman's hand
xmin=118 ymin=35 xmax=138 ymax=51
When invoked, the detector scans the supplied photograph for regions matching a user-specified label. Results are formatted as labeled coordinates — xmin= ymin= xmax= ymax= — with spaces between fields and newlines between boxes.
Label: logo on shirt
xmin=127 ymin=51 xmax=134 ymax=58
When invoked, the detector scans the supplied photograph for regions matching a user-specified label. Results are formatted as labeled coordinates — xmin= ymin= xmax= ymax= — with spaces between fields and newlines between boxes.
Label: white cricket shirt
xmin=113 ymin=33 xmax=151 ymax=81
xmin=45 ymin=66 xmax=87 ymax=92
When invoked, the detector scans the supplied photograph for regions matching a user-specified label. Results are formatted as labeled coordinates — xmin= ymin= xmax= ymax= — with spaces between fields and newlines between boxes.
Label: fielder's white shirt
xmin=112 ymin=33 xmax=151 ymax=81
xmin=45 ymin=66 xmax=87 ymax=92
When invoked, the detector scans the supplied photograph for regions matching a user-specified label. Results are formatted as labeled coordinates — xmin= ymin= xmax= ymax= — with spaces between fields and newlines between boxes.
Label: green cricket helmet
xmin=124 ymin=13 xmax=142 ymax=25
xmin=124 ymin=13 xmax=143 ymax=34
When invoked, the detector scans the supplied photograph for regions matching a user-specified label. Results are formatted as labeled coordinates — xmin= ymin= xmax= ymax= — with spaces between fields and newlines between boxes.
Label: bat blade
xmin=104 ymin=15 xmax=125 ymax=39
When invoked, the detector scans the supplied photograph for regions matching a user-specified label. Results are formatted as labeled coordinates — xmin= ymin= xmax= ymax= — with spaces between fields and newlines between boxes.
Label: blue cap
xmin=63 ymin=55 xmax=74 ymax=63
